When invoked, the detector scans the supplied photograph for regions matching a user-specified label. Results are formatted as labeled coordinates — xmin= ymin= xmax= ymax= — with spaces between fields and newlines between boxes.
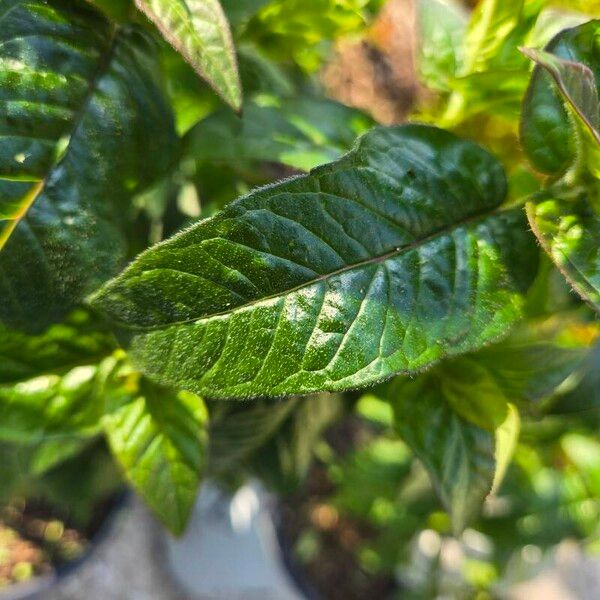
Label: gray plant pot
xmin=164 ymin=481 xmax=312 ymax=600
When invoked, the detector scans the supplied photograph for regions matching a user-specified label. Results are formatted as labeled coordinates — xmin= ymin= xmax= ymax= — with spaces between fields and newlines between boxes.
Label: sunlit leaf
xmin=134 ymin=0 xmax=242 ymax=110
xmin=93 ymin=125 xmax=537 ymax=399
xmin=103 ymin=367 xmax=208 ymax=534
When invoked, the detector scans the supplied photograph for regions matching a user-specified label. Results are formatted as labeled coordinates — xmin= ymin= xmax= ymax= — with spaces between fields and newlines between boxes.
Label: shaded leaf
xmin=521 ymin=46 xmax=600 ymax=179
xmin=208 ymin=397 xmax=299 ymax=472
xmin=550 ymin=339 xmax=600 ymax=414
xmin=0 ymin=363 xmax=106 ymax=443
xmin=135 ymin=0 xmax=242 ymax=110
xmin=0 ymin=310 xmax=114 ymax=385
xmin=103 ymin=371 xmax=208 ymax=534
xmin=0 ymin=0 xmax=177 ymax=333
xmin=471 ymin=314 xmax=590 ymax=403
xmin=93 ymin=125 xmax=538 ymax=399
xmin=521 ymin=20 xmax=600 ymax=175
xmin=391 ymin=370 xmax=520 ymax=532
xmin=186 ymin=93 xmax=373 ymax=171
xmin=220 ymin=0 xmax=271 ymax=29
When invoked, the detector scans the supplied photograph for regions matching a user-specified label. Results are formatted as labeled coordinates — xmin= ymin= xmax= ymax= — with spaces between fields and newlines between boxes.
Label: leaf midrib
xmin=114 ymin=202 xmax=506 ymax=332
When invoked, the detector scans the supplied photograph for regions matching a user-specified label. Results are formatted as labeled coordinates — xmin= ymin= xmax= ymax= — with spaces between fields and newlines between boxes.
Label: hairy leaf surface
xmin=135 ymin=0 xmax=242 ymax=110
xmin=94 ymin=125 xmax=537 ymax=399
xmin=521 ymin=20 xmax=600 ymax=175
xmin=103 ymin=373 xmax=208 ymax=534
xmin=527 ymin=195 xmax=600 ymax=311
xmin=0 ymin=0 xmax=177 ymax=333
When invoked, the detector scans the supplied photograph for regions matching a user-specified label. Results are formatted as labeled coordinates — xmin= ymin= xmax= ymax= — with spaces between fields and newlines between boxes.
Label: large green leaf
xmin=135 ymin=0 xmax=242 ymax=110
xmin=527 ymin=195 xmax=600 ymax=311
xmin=185 ymin=93 xmax=373 ymax=171
xmin=521 ymin=20 xmax=600 ymax=176
xmin=103 ymin=369 xmax=208 ymax=534
xmin=93 ymin=125 xmax=537 ymax=399
xmin=391 ymin=370 xmax=520 ymax=532
xmin=0 ymin=0 xmax=177 ymax=333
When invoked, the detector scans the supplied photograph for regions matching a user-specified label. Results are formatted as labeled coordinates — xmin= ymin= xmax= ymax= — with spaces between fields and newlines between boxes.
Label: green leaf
xmin=134 ymin=0 xmax=242 ymax=110
xmin=550 ymin=340 xmax=600 ymax=414
xmin=93 ymin=124 xmax=538 ymax=399
xmin=416 ymin=0 xmax=467 ymax=92
xmin=0 ymin=310 xmax=114 ymax=385
xmin=220 ymin=0 xmax=271 ymax=29
xmin=527 ymin=195 xmax=600 ymax=311
xmin=242 ymin=0 xmax=370 ymax=72
xmin=208 ymin=397 xmax=299 ymax=472
xmin=185 ymin=93 xmax=373 ymax=171
xmin=520 ymin=20 xmax=600 ymax=176
xmin=521 ymin=47 xmax=600 ymax=181
xmin=391 ymin=370 xmax=520 ymax=532
xmin=86 ymin=0 xmax=134 ymax=21
xmin=442 ymin=0 xmax=546 ymax=124
xmin=461 ymin=0 xmax=545 ymax=75
xmin=103 ymin=370 xmax=208 ymax=534
xmin=0 ymin=1 xmax=177 ymax=333
xmin=0 ymin=363 xmax=106 ymax=443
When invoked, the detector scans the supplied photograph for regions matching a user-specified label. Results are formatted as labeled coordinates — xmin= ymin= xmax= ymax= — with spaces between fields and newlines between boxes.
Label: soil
xmin=322 ymin=0 xmax=422 ymax=125
xmin=0 ymin=494 xmax=119 ymax=589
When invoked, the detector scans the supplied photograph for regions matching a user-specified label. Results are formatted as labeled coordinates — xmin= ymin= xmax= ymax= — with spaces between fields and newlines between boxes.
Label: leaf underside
xmin=103 ymin=381 xmax=208 ymax=535
xmin=135 ymin=0 xmax=242 ymax=110
xmin=392 ymin=375 xmax=497 ymax=533
xmin=521 ymin=20 xmax=600 ymax=175
xmin=94 ymin=125 xmax=537 ymax=399
xmin=0 ymin=0 xmax=177 ymax=333
xmin=527 ymin=196 xmax=600 ymax=312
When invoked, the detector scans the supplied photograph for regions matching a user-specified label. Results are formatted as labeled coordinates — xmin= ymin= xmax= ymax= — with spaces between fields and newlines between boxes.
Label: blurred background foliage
xmin=2 ymin=0 xmax=600 ymax=595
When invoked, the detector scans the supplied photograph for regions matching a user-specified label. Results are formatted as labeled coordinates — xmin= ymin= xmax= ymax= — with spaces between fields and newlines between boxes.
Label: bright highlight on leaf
xmin=135 ymin=0 xmax=242 ymax=110
xmin=93 ymin=124 xmax=537 ymax=399
xmin=0 ymin=0 xmax=177 ymax=333
xmin=527 ymin=196 xmax=600 ymax=313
